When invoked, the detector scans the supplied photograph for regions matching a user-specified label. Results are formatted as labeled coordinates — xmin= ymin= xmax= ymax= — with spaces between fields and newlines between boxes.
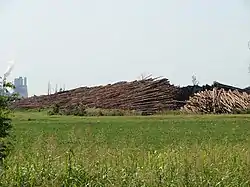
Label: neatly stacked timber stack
xmin=12 ymin=78 xmax=180 ymax=114
xmin=182 ymin=88 xmax=250 ymax=114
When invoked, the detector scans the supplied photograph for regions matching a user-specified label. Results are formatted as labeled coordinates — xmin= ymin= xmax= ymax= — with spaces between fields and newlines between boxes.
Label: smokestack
xmin=24 ymin=77 xmax=27 ymax=86
xmin=48 ymin=81 xmax=51 ymax=95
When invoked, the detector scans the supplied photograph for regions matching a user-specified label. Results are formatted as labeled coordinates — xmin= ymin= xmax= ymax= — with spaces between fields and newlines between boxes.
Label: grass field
xmin=1 ymin=112 xmax=250 ymax=186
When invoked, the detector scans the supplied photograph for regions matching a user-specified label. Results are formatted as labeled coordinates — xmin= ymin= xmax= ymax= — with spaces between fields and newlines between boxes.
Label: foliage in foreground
xmin=2 ymin=112 xmax=250 ymax=186
xmin=0 ymin=81 xmax=15 ymax=163
xmin=1 ymin=141 xmax=250 ymax=186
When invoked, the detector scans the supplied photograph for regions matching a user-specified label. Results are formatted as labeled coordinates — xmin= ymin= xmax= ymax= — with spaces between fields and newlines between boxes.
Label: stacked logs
xmin=12 ymin=78 xmax=180 ymax=114
xmin=182 ymin=88 xmax=250 ymax=114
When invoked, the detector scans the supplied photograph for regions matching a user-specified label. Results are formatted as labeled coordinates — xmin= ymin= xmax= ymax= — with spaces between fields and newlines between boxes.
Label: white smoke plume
xmin=3 ymin=60 xmax=15 ymax=80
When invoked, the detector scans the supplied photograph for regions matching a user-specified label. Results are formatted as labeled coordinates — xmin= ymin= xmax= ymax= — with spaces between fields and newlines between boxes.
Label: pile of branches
xmin=182 ymin=88 xmax=250 ymax=114
xmin=13 ymin=78 xmax=180 ymax=114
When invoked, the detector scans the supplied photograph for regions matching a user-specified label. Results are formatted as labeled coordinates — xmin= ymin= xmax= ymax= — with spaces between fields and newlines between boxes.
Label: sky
xmin=1 ymin=0 xmax=250 ymax=96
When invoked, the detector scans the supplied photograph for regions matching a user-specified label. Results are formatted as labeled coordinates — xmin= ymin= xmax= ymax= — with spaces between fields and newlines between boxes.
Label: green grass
xmin=1 ymin=111 xmax=250 ymax=186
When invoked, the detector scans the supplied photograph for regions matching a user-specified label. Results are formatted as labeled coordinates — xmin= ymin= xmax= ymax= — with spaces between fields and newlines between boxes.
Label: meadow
xmin=1 ymin=111 xmax=250 ymax=186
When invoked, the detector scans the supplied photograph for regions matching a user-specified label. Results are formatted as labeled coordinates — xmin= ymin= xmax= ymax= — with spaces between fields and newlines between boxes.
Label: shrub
xmin=74 ymin=103 xmax=87 ymax=116
xmin=85 ymin=108 xmax=134 ymax=116
xmin=47 ymin=104 xmax=60 ymax=116
xmin=234 ymin=108 xmax=250 ymax=114
xmin=0 ymin=80 xmax=15 ymax=166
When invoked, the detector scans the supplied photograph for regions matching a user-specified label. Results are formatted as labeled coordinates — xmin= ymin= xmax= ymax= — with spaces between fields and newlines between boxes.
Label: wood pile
xmin=176 ymin=84 xmax=213 ymax=102
xmin=212 ymin=81 xmax=250 ymax=94
xmin=182 ymin=88 xmax=250 ymax=114
xmin=12 ymin=78 xmax=180 ymax=114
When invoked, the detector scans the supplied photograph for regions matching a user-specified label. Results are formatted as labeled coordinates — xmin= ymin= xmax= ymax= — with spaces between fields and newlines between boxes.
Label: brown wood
xmin=182 ymin=88 xmax=250 ymax=114
xmin=12 ymin=78 xmax=180 ymax=114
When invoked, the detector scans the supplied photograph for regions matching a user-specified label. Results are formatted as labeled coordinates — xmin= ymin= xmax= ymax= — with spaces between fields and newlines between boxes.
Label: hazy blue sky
xmin=1 ymin=0 xmax=250 ymax=96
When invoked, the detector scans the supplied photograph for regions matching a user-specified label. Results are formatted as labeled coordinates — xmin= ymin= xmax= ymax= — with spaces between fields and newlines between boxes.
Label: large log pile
xmin=176 ymin=84 xmax=213 ymax=102
xmin=212 ymin=81 xmax=250 ymax=94
xmin=182 ymin=88 xmax=250 ymax=114
xmin=12 ymin=78 xmax=180 ymax=114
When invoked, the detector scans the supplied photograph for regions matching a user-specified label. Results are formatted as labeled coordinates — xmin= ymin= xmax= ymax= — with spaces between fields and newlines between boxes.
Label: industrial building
xmin=13 ymin=77 xmax=28 ymax=98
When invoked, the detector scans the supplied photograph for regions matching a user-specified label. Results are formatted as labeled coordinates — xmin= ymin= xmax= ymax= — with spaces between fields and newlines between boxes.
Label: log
xmin=12 ymin=77 xmax=180 ymax=114
xmin=182 ymin=88 xmax=250 ymax=114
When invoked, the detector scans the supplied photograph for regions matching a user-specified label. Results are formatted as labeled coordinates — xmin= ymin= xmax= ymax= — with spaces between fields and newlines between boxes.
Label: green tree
xmin=0 ymin=78 xmax=15 ymax=166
